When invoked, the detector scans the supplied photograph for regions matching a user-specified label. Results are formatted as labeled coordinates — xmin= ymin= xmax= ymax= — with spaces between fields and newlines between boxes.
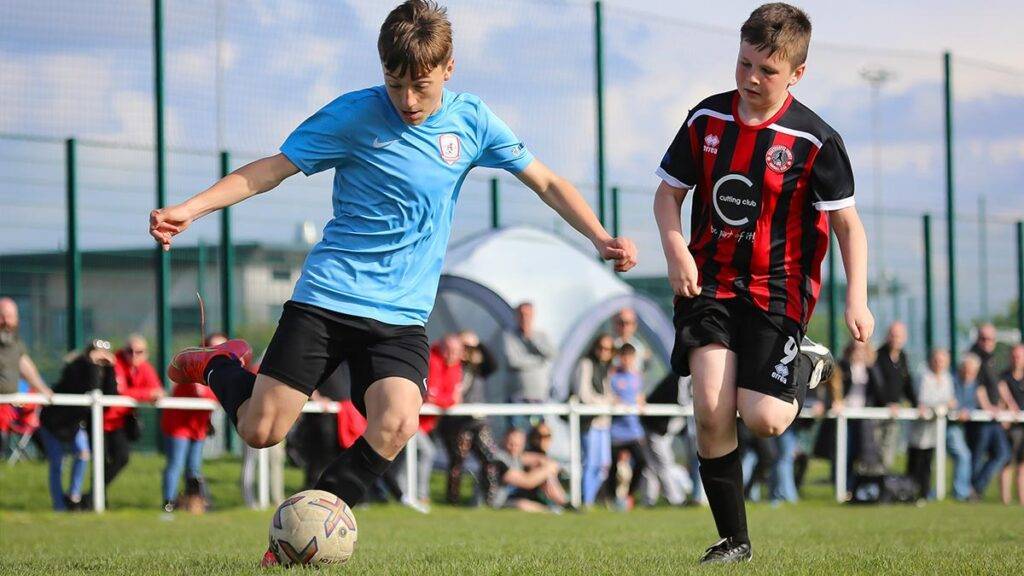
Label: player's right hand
xmin=149 ymin=205 xmax=193 ymax=251
xmin=668 ymin=252 xmax=701 ymax=298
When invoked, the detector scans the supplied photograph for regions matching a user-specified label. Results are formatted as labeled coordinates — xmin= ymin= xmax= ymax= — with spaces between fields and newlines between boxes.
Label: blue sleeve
xmin=474 ymin=101 xmax=533 ymax=173
xmin=279 ymin=97 xmax=354 ymax=176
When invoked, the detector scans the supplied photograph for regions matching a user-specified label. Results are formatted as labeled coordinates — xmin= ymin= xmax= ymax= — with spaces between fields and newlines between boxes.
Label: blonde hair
xmin=378 ymin=0 xmax=453 ymax=78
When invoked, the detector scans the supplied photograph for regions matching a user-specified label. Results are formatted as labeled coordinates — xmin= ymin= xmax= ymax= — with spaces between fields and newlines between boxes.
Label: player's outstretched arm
xmin=515 ymin=160 xmax=637 ymax=272
xmin=830 ymin=206 xmax=874 ymax=342
xmin=653 ymin=181 xmax=701 ymax=298
xmin=149 ymin=153 xmax=300 ymax=251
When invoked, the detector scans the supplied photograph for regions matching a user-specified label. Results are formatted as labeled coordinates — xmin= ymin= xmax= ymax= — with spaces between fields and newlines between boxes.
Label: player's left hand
xmin=598 ymin=236 xmax=638 ymax=272
xmin=845 ymin=303 xmax=874 ymax=343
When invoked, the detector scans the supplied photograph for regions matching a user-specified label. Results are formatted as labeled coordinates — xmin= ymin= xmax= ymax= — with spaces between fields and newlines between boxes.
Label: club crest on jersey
xmin=766 ymin=144 xmax=794 ymax=173
xmin=438 ymin=134 xmax=461 ymax=165
xmin=703 ymin=134 xmax=720 ymax=155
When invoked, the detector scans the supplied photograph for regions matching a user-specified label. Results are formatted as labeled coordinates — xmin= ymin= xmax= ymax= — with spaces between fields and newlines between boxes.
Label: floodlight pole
xmin=860 ymin=67 xmax=892 ymax=326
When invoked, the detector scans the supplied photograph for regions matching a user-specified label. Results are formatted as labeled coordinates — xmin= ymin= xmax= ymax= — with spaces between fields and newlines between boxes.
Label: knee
xmin=695 ymin=413 xmax=731 ymax=440
xmin=376 ymin=411 xmax=420 ymax=452
xmin=237 ymin=420 xmax=285 ymax=449
xmin=744 ymin=413 xmax=791 ymax=438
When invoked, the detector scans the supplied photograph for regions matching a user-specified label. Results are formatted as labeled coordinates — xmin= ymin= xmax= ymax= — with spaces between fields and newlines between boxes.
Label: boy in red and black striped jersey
xmin=653 ymin=3 xmax=874 ymax=564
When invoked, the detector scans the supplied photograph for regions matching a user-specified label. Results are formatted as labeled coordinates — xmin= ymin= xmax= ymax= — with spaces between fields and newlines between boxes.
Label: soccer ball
xmin=268 ymin=490 xmax=358 ymax=567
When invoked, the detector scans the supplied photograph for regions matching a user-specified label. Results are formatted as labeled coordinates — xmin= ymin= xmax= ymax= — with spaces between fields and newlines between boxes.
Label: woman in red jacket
xmin=107 ymin=334 xmax=164 ymax=488
xmin=160 ymin=334 xmax=221 ymax=512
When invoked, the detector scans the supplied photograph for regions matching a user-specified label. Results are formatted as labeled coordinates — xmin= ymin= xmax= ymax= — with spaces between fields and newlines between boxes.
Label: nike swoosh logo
xmin=373 ymin=137 xmax=399 ymax=148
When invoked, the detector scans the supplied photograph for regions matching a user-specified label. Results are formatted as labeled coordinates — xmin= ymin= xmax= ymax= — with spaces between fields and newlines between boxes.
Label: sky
xmin=0 ymin=0 xmax=1021 ymax=332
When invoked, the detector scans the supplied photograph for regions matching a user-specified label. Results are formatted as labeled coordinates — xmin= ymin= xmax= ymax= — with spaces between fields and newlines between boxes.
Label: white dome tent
xmin=428 ymin=226 xmax=674 ymax=403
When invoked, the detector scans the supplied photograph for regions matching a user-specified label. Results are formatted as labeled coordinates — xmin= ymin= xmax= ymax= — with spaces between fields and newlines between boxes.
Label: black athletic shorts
xmin=259 ymin=301 xmax=429 ymax=416
xmin=671 ymin=296 xmax=805 ymax=403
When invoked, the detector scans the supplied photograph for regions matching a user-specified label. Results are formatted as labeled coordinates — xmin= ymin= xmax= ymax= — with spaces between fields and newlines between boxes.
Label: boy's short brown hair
xmin=378 ymin=0 xmax=453 ymax=78
xmin=740 ymin=3 xmax=812 ymax=67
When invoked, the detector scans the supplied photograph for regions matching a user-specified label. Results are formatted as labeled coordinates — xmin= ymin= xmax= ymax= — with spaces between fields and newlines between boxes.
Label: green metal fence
xmin=1 ymin=0 xmax=1023 ymax=389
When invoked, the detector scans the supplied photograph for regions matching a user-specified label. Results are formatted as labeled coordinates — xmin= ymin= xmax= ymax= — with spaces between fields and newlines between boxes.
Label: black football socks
xmin=205 ymin=355 xmax=256 ymax=428
xmin=315 ymin=436 xmax=392 ymax=506
xmin=698 ymin=448 xmax=750 ymax=545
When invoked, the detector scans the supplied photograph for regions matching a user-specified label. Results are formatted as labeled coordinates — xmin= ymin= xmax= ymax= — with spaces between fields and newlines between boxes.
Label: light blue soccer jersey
xmin=280 ymin=86 xmax=534 ymax=326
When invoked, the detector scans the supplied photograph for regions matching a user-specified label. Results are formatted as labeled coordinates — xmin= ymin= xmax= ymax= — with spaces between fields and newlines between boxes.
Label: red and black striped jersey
xmin=657 ymin=90 xmax=855 ymax=327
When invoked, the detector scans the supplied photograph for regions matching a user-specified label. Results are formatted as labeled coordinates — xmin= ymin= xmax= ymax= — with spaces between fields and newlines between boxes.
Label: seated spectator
xmin=573 ymin=334 xmax=615 ymax=507
xmin=495 ymin=427 xmax=567 ymax=513
xmin=948 ymin=354 xmax=979 ymax=501
xmin=997 ymin=343 xmax=1024 ymax=506
xmin=160 ymin=333 xmax=223 ymax=513
xmin=907 ymin=348 xmax=955 ymax=501
xmin=38 ymin=339 xmax=119 ymax=510
xmin=606 ymin=344 xmax=648 ymax=510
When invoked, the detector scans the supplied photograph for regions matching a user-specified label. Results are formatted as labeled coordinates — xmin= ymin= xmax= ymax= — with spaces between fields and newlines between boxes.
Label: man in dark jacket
xmin=874 ymin=321 xmax=917 ymax=470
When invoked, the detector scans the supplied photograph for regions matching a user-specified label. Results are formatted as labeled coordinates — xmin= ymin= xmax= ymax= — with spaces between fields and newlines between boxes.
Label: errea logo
xmin=703 ymin=134 xmax=720 ymax=155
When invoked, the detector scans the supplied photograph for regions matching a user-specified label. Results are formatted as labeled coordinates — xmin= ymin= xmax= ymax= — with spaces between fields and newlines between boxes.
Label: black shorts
xmin=671 ymin=296 xmax=805 ymax=403
xmin=259 ymin=301 xmax=429 ymax=416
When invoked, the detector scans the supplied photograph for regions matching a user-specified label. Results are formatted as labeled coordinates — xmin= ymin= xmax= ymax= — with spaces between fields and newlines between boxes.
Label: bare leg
xmin=235 ymin=374 xmax=309 ymax=449
xmin=736 ymin=388 xmax=798 ymax=439
xmin=691 ymin=345 xmax=738 ymax=457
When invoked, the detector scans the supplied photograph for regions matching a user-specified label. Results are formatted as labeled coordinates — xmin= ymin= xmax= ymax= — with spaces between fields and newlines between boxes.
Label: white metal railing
xmin=2 ymin=392 xmax=1022 ymax=511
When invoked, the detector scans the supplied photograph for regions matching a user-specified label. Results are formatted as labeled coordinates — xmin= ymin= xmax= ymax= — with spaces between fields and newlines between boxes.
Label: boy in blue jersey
xmin=149 ymin=0 xmax=636 ymax=553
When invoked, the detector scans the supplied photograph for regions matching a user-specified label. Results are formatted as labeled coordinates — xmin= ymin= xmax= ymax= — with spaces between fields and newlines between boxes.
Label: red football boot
xmin=167 ymin=339 xmax=252 ymax=385
xmin=259 ymin=549 xmax=279 ymax=568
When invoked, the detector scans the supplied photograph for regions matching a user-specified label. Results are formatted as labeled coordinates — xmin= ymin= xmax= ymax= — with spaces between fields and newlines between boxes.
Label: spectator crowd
xmin=2 ymin=292 xmax=1024 ymax=512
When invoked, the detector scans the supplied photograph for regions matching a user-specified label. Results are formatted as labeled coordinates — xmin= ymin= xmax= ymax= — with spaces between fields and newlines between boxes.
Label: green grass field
xmin=2 ymin=454 xmax=1022 ymax=575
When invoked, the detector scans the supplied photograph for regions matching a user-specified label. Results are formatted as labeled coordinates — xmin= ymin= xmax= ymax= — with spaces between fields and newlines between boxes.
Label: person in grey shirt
xmin=0 ymin=297 xmax=53 ymax=397
xmin=504 ymin=302 xmax=556 ymax=407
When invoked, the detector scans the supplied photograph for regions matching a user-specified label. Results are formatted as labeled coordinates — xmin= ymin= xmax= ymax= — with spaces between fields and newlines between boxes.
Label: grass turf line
xmin=1 ymin=455 xmax=1022 ymax=575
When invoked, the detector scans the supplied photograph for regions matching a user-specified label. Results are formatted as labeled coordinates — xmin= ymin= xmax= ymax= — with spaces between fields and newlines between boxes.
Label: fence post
xmin=219 ymin=151 xmax=236 ymax=452
xmin=828 ymin=232 xmax=839 ymax=353
xmin=257 ymin=448 xmax=270 ymax=509
xmin=153 ymin=0 xmax=171 ymax=388
xmin=923 ymin=215 xmax=935 ymax=354
xmin=593 ymin=0 xmax=606 ymax=228
xmin=65 ymin=138 xmax=82 ymax=352
xmin=405 ymin=433 xmax=418 ymax=506
xmin=611 ymin=186 xmax=620 ymax=239
xmin=935 ymin=409 xmax=947 ymax=500
xmin=90 ymin=389 xmax=106 ymax=512
xmin=490 ymin=177 xmax=500 ymax=230
xmin=569 ymin=403 xmax=582 ymax=509
xmin=943 ymin=51 xmax=957 ymax=354
xmin=1016 ymin=221 xmax=1023 ymax=339
xmin=978 ymin=196 xmax=988 ymax=318
xmin=835 ymin=414 xmax=847 ymax=503
xmin=197 ymin=238 xmax=206 ymax=301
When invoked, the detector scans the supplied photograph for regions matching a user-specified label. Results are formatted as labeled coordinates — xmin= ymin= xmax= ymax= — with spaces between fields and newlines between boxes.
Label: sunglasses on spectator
xmin=128 ymin=348 xmax=147 ymax=355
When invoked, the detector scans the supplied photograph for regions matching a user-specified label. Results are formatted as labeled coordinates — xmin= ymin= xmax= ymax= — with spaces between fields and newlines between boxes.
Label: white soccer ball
xmin=268 ymin=489 xmax=358 ymax=567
